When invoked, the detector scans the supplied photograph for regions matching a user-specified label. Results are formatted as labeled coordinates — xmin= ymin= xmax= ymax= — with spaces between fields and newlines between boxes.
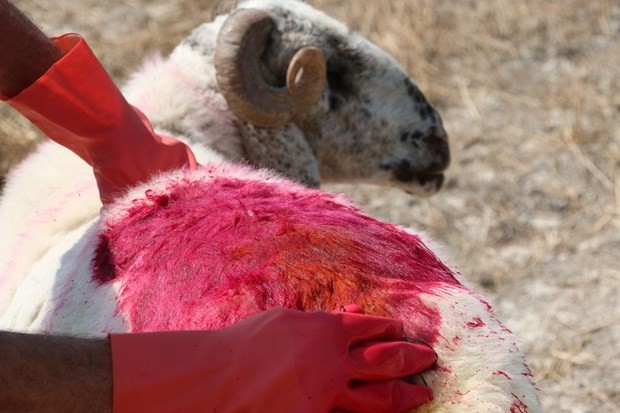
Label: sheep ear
xmin=239 ymin=123 xmax=320 ymax=187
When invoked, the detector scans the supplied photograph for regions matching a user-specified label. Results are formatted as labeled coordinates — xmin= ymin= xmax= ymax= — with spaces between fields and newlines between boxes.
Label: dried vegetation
xmin=1 ymin=1 xmax=618 ymax=412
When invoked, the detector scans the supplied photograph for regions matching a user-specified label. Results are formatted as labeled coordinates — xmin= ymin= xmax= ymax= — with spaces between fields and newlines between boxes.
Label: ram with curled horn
xmin=0 ymin=1 xmax=541 ymax=412
xmin=123 ymin=0 xmax=450 ymax=191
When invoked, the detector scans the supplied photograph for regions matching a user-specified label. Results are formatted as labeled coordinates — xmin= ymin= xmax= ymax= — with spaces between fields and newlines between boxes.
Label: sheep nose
xmin=427 ymin=128 xmax=449 ymax=144
xmin=424 ymin=130 xmax=450 ymax=172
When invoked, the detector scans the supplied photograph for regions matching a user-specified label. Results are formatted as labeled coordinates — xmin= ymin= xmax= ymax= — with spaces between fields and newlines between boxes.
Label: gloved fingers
xmin=337 ymin=312 xmax=405 ymax=345
xmin=349 ymin=340 xmax=437 ymax=380
xmin=336 ymin=380 xmax=433 ymax=413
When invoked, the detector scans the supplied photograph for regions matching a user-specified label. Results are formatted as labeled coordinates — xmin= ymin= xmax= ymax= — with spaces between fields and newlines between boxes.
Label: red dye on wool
xmin=93 ymin=175 xmax=462 ymax=342
xmin=93 ymin=235 xmax=116 ymax=283
xmin=493 ymin=371 xmax=512 ymax=380
xmin=510 ymin=394 xmax=529 ymax=413
xmin=466 ymin=317 xmax=485 ymax=328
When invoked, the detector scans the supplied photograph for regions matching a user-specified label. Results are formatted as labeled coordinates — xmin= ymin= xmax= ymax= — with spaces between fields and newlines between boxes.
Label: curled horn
xmin=214 ymin=9 xmax=327 ymax=128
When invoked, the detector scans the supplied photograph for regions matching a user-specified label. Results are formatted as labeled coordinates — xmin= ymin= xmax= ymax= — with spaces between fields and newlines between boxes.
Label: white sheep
xmin=0 ymin=0 xmax=450 ymax=316
xmin=0 ymin=1 xmax=541 ymax=412
xmin=0 ymin=165 xmax=543 ymax=412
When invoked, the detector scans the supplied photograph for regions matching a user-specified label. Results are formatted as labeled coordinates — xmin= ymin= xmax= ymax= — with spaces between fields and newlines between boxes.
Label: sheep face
xmin=240 ymin=0 xmax=450 ymax=194
xmin=302 ymin=42 xmax=450 ymax=195
xmin=173 ymin=0 xmax=450 ymax=194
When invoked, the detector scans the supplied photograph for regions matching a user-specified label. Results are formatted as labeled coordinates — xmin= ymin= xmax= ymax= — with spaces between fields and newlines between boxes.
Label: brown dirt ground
xmin=1 ymin=1 xmax=618 ymax=412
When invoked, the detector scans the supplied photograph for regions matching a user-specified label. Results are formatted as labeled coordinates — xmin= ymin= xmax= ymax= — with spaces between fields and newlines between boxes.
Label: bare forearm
xmin=0 ymin=0 xmax=63 ymax=97
xmin=0 ymin=331 xmax=112 ymax=413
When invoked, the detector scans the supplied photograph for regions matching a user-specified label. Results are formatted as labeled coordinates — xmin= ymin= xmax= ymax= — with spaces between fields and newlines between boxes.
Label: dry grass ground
xmin=1 ymin=1 xmax=618 ymax=412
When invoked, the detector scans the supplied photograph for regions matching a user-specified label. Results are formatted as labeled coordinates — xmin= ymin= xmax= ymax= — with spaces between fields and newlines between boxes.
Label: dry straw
xmin=1 ymin=1 xmax=618 ymax=411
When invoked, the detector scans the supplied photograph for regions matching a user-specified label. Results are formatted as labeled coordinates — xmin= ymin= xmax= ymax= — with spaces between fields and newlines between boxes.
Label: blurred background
xmin=1 ymin=1 xmax=618 ymax=412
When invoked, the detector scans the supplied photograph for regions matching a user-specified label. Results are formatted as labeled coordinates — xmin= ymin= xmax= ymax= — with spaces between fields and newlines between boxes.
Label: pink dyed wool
xmin=85 ymin=164 xmax=542 ymax=412
xmin=2 ymin=163 xmax=542 ymax=412
xmin=94 ymin=172 xmax=457 ymax=342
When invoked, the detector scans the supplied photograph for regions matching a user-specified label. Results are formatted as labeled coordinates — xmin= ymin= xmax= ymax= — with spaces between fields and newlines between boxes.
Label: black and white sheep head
xmin=213 ymin=0 xmax=450 ymax=196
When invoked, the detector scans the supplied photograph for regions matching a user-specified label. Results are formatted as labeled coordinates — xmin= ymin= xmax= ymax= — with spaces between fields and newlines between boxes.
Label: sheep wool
xmin=1 ymin=163 xmax=542 ymax=412
xmin=0 ymin=0 xmax=542 ymax=410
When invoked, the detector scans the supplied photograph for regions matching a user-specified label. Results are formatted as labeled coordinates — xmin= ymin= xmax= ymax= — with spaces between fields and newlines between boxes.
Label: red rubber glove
xmin=110 ymin=307 xmax=436 ymax=413
xmin=2 ymin=34 xmax=197 ymax=204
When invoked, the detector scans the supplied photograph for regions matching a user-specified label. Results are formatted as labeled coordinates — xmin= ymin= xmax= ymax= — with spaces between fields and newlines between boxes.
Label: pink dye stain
xmin=92 ymin=175 xmax=462 ymax=343
xmin=510 ymin=393 xmax=529 ymax=413
xmin=432 ymin=364 xmax=452 ymax=374
xmin=493 ymin=371 xmax=512 ymax=380
xmin=466 ymin=317 xmax=485 ymax=328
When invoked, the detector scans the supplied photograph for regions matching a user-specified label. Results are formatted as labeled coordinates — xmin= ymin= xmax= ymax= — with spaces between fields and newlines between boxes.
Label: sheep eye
xmin=326 ymin=58 xmax=353 ymax=98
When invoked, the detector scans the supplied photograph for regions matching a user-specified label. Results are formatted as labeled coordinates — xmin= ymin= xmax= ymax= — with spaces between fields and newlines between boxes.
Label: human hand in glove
xmin=0 ymin=0 xmax=196 ymax=204
xmin=111 ymin=306 xmax=437 ymax=413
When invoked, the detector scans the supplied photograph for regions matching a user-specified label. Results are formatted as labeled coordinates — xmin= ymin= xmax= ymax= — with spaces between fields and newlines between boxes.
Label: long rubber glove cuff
xmin=110 ymin=307 xmax=436 ymax=413
xmin=1 ymin=34 xmax=197 ymax=204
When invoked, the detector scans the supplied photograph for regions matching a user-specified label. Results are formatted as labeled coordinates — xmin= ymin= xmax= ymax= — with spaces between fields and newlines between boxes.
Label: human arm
xmin=0 ymin=0 xmax=197 ymax=204
xmin=0 ymin=331 xmax=112 ymax=413
xmin=0 ymin=0 xmax=62 ymax=98
xmin=1 ymin=307 xmax=436 ymax=413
